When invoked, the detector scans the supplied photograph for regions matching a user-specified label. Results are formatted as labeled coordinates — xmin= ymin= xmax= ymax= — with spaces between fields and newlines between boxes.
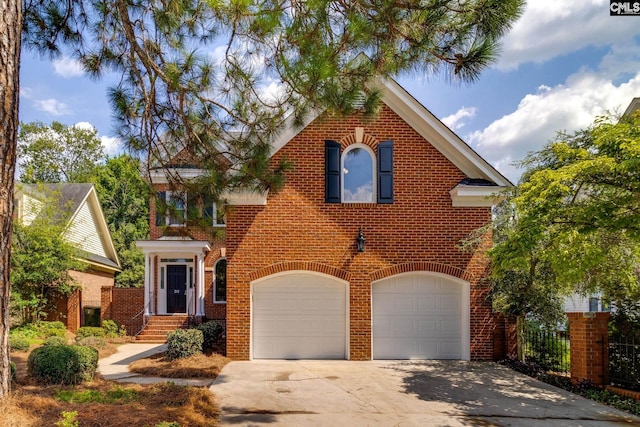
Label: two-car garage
xmin=251 ymin=272 xmax=469 ymax=360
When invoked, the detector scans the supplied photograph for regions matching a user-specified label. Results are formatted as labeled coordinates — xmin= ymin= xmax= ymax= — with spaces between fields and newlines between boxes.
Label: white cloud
xmin=498 ymin=0 xmax=640 ymax=70
xmin=343 ymin=182 xmax=373 ymax=202
xmin=73 ymin=121 xmax=121 ymax=155
xmin=442 ymin=107 xmax=477 ymax=131
xmin=20 ymin=86 xmax=33 ymax=99
xmin=52 ymin=56 xmax=84 ymax=78
xmin=100 ymin=136 xmax=121 ymax=156
xmin=73 ymin=121 xmax=95 ymax=131
xmin=34 ymin=98 xmax=72 ymax=116
xmin=469 ymin=70 xmax=640 ymax=183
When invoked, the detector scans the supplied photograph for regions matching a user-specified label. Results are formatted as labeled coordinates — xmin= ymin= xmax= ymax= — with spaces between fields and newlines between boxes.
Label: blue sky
xmin=19 ymin=1 xmax=640 ymax=183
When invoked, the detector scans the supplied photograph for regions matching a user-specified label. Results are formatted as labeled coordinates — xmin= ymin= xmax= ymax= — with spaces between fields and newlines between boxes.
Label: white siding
xmin=64 ymin=201 xmax=108 ymax=258
xmin=20 ymin=195 xmax=44 ymax=226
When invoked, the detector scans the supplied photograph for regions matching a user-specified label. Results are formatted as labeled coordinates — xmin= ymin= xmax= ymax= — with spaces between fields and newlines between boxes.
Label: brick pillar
xmin=493 ymin=315 xmax=518 ymax=361
xmin=101 ymin=286 xmax=113 ymax=321
xmin=66 ymin=290 xmax=81 ymax=333
xmin=567 ymin=312 xmax=610 ymax=386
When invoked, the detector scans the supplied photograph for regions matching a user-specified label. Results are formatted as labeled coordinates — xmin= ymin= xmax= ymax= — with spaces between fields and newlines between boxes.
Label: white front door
xmin=252 ymin=272 xmax=348 ymax=359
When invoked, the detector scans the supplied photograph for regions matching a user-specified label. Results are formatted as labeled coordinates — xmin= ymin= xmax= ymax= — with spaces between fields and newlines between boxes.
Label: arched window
xmin=213 ymin=258 xmax=226 ymax=303
xmin=342 ymin=144 xmax=375 ymax=202
xmin=325 ymin=139 xmax=394 ymax=204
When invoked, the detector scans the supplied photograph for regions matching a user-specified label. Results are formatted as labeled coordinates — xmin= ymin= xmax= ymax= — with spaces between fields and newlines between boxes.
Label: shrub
xmin=10 ymin=336 xmax=31 ymax=352
xmin=76 ymin=326 xmax=106 ymax=339
xmin=36 ymin=321 xmax=67 ymax=338
xmin=55 ymin=411 xmax=79 ymax=427
xmin=166 ymin=329 xmax=203 ymax=361
xmin=10 ymin=324 xmax=40 ymax=341
xmin=101 ymin=320 xmax=125 ymax=338
xmin=10 ymin=361 xmax=16 ymax=382
xmin=77 ymin=336 xmax=107 ymax=350
xmin=195 ymin=321 xmax=224 ymax=352
xmin=28 ymin=344 xmax=98 ymax=384
xmin=44 ymin=336 xmax=67 ymax=346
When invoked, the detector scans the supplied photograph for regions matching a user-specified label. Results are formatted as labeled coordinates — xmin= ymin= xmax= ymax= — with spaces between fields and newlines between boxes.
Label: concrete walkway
xmin=210 ymin=360 xmax=640 ymax=426
xmin=97 ymin=343 xmax=214 ymax=386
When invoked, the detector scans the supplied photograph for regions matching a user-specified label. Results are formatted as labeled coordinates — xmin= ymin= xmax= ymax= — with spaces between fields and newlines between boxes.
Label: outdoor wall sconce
xmin=356 ymin=226 xmax=366 ymax=253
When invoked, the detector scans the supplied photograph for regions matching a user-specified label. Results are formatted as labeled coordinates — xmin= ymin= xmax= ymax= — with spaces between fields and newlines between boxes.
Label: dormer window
xmin=325 ymin=140 xmax=394 ymax=204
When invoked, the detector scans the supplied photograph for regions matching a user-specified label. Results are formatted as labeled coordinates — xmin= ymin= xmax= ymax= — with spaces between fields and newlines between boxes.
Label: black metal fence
xmin=524 ymin=328 xmax=571 ymax=374
xmin=609 ymin=338 xmax=640 ymax=390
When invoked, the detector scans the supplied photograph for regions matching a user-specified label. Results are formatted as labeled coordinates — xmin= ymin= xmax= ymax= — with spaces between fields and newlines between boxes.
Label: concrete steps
xmin=135 ymin=315 xmax=189 ymax=343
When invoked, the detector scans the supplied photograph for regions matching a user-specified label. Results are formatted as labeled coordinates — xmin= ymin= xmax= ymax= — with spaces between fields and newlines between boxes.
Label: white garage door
xmin=372 ymin=274 xmax=468 ymax=360
xmin=252 ymin=273 xmax=347 ymax=359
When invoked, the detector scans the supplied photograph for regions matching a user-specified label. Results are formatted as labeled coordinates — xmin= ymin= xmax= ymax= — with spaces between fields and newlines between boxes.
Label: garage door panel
xmin=253 ymin=318 xmax=345 ymax=336
xmin=253 ymin=337 xmax=345 ymax=359
xmin=373 ymin=274 xmax=465 ymax=360
xmin=253 ymin=273 xmax=347 ymax=359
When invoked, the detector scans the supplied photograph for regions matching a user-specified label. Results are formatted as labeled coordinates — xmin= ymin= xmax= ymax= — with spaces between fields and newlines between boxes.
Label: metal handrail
xmin=129 ymin=302 xmax=151 ymax=337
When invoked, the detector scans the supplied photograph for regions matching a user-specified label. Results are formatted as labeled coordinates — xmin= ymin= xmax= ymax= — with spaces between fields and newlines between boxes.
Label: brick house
xmin=15 ymin=183 xmax=121 ymax=331
xmin=135 ymin=76 xmax=512 ymax=360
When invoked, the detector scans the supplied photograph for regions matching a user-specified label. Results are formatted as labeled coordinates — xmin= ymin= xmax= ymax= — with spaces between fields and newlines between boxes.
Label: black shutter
xmin=377 ymin=140 xmax=394 ymax=204
xmin=325 ymin=140 xmax=341 ymax=203
xmin=155 ymin=191 xmax=166 ymax=226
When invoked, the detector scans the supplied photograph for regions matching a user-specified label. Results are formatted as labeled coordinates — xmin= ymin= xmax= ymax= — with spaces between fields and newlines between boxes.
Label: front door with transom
xmin=167 ymin=265 xmax=187 ymax=313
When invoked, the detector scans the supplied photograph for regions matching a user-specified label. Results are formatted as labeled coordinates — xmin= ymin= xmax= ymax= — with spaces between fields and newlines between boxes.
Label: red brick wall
xmin=105 ymin=287 xmax=144 ymax=336
xmin=226 ymin=106 xmax=496 ymax=360
xmin=47 ymin=290 xmax=82 ymax=333
xmin=568 ymin=312 xmax=610 ymax=386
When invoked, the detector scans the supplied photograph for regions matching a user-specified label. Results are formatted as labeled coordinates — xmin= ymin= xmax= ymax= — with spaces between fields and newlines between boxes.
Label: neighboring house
xmin=564 ymin=294 xmax=610 ymax=313
xmin=563 ymin=97 xmax=639 ymax=315
xmin=135 ymin=76 xmax=512 ymax=361
xmin=14 ymin=183 xmax=121 ymax=332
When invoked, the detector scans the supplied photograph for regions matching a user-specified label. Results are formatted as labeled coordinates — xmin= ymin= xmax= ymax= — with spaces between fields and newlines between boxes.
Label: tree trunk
xmin=516 ymin=314 xmax=525 ymax=362
xmin=0 ymin=0 xmax=22 ymax=398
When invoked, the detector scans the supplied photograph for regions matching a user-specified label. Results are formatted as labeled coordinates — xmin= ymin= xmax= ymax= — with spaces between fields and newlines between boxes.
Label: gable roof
xmin=16 ymin=183 xmax=121 ymax=273
xmin=150 ymin=76 xmax=511 ymax=206
xmin=624 ymin=97 xmax=640 ymax=117
xmin=269 ymin=75 xmax=512 ymax=188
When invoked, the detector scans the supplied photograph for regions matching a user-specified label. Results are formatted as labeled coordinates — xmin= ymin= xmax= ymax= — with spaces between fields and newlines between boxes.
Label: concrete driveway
xmin=210 ymin=360 xmax=640 ymax=426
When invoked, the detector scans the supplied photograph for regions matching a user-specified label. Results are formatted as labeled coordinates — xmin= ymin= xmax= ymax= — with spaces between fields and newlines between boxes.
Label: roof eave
xmin=450 ymin=184 xmax=508 ymax=207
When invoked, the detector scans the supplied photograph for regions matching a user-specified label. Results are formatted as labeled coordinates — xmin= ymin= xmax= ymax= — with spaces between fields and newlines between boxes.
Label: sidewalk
xmin=97 ymin=343 xmax=214 ymax=386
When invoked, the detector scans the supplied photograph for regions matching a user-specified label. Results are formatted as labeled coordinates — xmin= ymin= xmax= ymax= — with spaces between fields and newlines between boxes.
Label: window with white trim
xmin=156 ymin=191 xmax=226 ymax=227
xmin=204 ymin=201 xmax=226 ymax=227
xmin=213 ymin=258 xmax=227 ymax=303
xmin=168 ymin=192 xmax=186 ymax=225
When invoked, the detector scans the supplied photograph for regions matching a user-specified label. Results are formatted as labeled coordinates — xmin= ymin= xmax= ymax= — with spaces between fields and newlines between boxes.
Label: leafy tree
xmin=489 ymin=112 xmax=640 ymax=353
xmin=1 ymin=0 xmax=525 ymax=399
xmin=90 ymin=155 xmax=150 ymax=287
xmin=18 ymin=121 xmax=104 ymax=184
xmin=10 ymin=191 xmax=85 ymax=325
